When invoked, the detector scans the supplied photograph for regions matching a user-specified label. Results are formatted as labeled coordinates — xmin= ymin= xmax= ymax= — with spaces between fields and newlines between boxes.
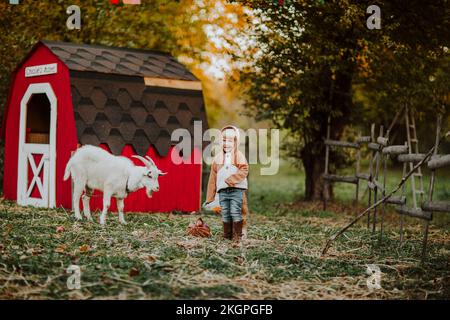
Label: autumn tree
xmin=235 ymin=0 xmax=449 ymax=200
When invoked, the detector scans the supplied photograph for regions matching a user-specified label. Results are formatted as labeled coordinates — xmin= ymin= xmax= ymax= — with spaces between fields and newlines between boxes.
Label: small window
xmin=26 ymin=94 xmax=50 ymax=144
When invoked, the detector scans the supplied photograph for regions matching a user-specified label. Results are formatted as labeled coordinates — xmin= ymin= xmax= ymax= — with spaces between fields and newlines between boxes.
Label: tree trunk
xmin=301 ymin=67 xmax=354 ymax=201
xmin=302 ymin=141 xmax=330 ymax=200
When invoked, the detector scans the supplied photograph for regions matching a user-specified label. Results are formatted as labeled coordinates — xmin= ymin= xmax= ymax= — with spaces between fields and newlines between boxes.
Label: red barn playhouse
xmin=1 ymin=41 xmax=208 ymax=212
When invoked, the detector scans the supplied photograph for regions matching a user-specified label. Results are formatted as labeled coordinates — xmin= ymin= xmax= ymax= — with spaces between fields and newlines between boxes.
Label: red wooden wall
xmin=86 ymin=145 xmax=202 ymax=213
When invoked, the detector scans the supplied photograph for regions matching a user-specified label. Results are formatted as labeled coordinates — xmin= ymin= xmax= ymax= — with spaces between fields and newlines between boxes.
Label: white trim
xmin=17 ymin=83 xmax=57 ymax=208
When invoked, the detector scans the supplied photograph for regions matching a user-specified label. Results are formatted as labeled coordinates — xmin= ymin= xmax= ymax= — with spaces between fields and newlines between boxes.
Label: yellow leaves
xmin=54 ymin=244 xmax=90 ymax=255
xmin=355 ymin=52 xmax=373 ymax=79
xmin=78 ymin=244 xmax=90 ymax=253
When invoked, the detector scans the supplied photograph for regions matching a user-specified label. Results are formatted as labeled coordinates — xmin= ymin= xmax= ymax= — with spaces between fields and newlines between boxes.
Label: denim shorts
xmin=218 ymin=188 xmax=244 ymax=223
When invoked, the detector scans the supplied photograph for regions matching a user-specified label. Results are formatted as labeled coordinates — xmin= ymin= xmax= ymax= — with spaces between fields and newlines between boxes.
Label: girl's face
xmin=222 ymin=129 xmax=236 ymax=153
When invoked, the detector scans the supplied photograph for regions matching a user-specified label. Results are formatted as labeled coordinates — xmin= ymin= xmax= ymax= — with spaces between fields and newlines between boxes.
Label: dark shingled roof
xmin=42 ymin=40 xmax=197 ymax=81
xmin=70 ymin=71 xmax=207 ymax=157
xmin=40 ymin=41 xmax=207 ymax=157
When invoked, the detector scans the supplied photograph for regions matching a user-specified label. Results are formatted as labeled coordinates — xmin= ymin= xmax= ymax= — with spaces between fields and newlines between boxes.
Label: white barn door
xmin=17 ymin=83 xmax=57 ymax=208
xmin=22 ymin=144 xmax=50 ymax=207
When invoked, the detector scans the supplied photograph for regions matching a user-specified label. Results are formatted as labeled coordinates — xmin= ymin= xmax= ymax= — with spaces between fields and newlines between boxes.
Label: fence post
xmin=323 ymin=117 xmax=331 ymax=210
xmin=421 ymin=115 xmax=442 ymax=262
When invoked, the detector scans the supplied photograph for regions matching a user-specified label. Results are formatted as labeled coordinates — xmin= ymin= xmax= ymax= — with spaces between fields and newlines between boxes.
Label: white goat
xmin=63 ymin=145 xmax=166 ymax=225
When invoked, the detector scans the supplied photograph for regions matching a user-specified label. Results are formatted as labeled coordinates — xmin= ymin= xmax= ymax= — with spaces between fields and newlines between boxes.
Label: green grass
xmin=0 ymin=161 xmax=449 ymax=299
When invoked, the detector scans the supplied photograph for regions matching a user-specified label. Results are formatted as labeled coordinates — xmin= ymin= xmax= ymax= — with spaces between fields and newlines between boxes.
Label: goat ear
xmin=159 ymin=172 xmax=168 ymax=176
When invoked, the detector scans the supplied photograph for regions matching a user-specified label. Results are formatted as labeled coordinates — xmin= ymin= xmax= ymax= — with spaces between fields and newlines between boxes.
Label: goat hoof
xmin=75 ymin=215 xmax=82 ymax=221
xmin=119 ymin=220 xmax=127 ymax=225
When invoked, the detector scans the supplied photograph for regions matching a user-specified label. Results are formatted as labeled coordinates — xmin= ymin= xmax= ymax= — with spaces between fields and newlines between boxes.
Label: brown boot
xmin=232 ymin=220 xmax=243 ymax=242
xmin=223 ymin=221 xmax=233 ymax=240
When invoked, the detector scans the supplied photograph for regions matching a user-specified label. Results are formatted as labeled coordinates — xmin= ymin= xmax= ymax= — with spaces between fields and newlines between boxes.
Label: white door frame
xmin=17 ymin=83 xmax=57 ymax=208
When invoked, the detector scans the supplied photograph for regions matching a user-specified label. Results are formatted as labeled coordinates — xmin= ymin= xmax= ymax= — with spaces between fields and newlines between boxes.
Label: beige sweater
xmin=206 ymin=150 xmax=249 ymax=203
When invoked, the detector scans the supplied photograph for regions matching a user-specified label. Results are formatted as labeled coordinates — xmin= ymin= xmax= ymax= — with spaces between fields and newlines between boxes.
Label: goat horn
xmin=145 ymin=155 xmax=157 ymax=167
xmin=132 ymin=155 xmax=153 ymax=168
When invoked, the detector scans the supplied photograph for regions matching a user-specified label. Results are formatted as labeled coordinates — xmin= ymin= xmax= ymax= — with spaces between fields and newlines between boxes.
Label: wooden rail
xmin=382 ymin=145 xmax=408 ymax=155
xmin=324 ymin=139 xmax=359 ymax=149
xmin=398 ymin=153 xmax=426 ymax=163
xmin=395 ymin=206 xmax=432 ymax=221
xmin=428 ymin=154 xmax=450 ymax=170
xmin=322 ymin=118 xmax=360 ymax=209
xmin=422 ymin=201 xmax=450 ymax=213
xmin=385 ymin=195 xmax=406 ymax=205
xmin=323 ymin=174 xmax=358 ymax=184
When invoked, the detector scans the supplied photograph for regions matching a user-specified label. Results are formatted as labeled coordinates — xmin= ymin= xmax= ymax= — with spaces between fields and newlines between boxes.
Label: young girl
xmin=205 ymin=125 xmax=249 ymax=242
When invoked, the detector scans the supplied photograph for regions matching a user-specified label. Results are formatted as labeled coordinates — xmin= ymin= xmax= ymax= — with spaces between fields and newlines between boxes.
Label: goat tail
xmin=63 ymin=157 xmax=73 ymax=181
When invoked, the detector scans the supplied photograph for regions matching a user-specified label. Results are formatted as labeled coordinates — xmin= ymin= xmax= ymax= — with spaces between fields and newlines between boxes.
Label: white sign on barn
xmin=25 ymin=63 xmax=58 ymax=78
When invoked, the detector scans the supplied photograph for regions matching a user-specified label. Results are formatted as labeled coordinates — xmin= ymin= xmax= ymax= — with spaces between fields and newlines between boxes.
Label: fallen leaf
xmin=79 ymin=244 xmax=90 ymax=253
xmin=129 ymin=267 xmax=140 ymax=277
xmin=144 ymin=255 xmax=157 ymax=262
xmin=235 ymin=256 xmax=245 ymax=265
xmin=4 ymin=224 xmax=13 ymax=236
xmin=55 ymin=245 xmax=66 ymax=253
xmin=56 ymin=226 xmax=65 ymax=233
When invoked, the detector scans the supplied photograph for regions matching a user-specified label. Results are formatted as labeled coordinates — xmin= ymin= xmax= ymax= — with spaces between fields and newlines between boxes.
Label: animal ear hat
xmin=221 ymin=125 xmax=241 ymax=145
